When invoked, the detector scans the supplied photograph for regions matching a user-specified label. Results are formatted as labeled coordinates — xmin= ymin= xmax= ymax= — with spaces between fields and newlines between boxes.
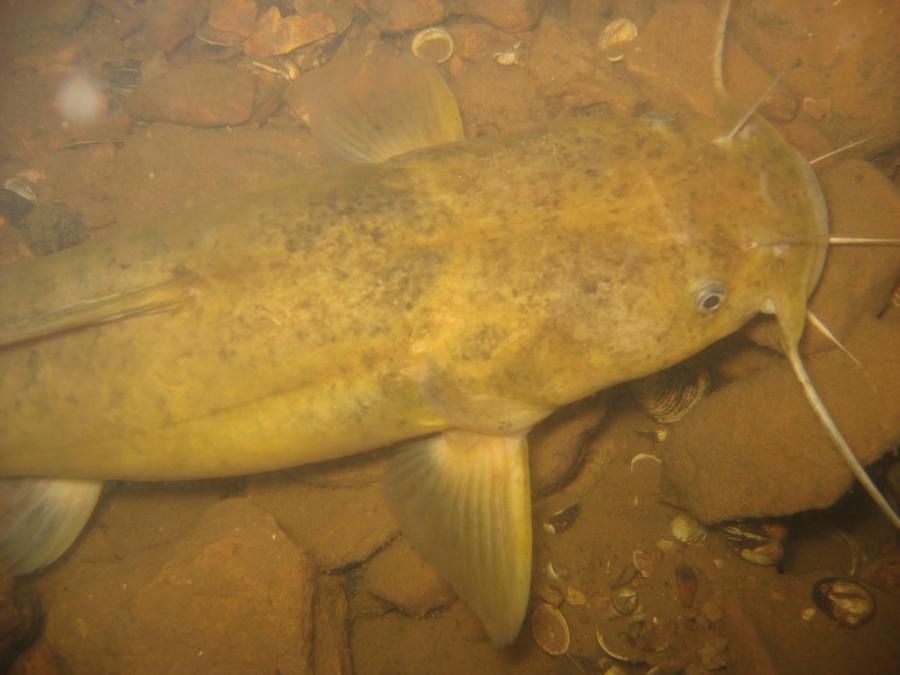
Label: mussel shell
xmin=812 ymin=577 xmax=875 ymax=628
xmin=531 ymin=603 xmax=570 ymax=655
xmin=629 ymin=362 xmax=710 ymax=423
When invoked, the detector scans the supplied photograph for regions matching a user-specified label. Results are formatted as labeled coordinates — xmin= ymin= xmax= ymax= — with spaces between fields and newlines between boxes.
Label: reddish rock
xmin=464 ymin=0 xmax=545 ymax=32
xmin=530 ymin=395 xmax=606 ymax=497
xmin=144 ymin=0 xmax=208 ymax=53
xmin=314 ymin=576 xmax=353 ymax=675
xmin=121 ymin=498 xmax=315 ymax=674
xmin=295 ymin=0 xmax=355 ymax=34
xmin=355 ymin=0 xmax=446 ymax=33
xmin=363 ymin=538 xmax=456 ymax=615
xmin=126 ymin=63 xmax=256 ymax=127
xmin=244 ymin=476 xmax=397 ymax=570
xmin=662 ymin=313 xmax=900 ymax=522
xmin=244 ymin=6 xmax=337 ymax=57
xmin=208 ymin=0 xmax=257 ymax=37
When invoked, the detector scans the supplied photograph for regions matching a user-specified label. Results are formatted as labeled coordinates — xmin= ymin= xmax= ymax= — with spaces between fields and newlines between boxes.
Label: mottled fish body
xmin=0 ymin=114 xmax=817 ymax=480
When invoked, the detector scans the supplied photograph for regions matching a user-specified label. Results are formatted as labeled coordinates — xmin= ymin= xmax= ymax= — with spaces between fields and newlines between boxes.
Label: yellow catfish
xmin=0 ymin=2 xmax=895 ymax=647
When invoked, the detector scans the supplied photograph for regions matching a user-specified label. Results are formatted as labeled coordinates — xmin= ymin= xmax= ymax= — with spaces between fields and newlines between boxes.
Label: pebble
xmin=126 ymin=63 xmax=256 ymax=127
xmin=674 ymin=564 xmax=699 ymax=608
xmin=802 ymin=96 xmax=831 ymax=121
xmin=244 ymin=7 xmax=338 ymax=58
xmin=701 ymin=600 xmax=723 ymax=623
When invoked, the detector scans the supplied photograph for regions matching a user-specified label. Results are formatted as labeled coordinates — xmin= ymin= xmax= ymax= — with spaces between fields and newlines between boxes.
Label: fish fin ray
xmin=302 ymin=45 xmax=463 ymax=163
xmin=0 ymin=276 xmax=197 ymax=349
xmin=385 ymin=430 xmax=532 ymax=646
xmin=0 ymin=478 xmax=103 ymax=575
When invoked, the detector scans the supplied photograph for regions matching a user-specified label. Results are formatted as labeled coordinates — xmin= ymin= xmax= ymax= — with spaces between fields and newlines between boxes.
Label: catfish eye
xmin=693 ymin=282 xmax=727 ymax=313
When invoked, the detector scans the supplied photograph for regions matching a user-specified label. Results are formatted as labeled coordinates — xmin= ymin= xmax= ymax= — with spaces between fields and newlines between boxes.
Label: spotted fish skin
xmin=0 ymin=113 xmax=820 ymax=481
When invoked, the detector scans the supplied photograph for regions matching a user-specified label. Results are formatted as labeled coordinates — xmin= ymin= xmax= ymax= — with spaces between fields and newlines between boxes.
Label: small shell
xmin=632 ymin=549 xmax=662 ymax=578
xmin=812 ymin=578 xmax=875 ymax=628
xmin=597 ymin=18 xmax=638 ymax=52
xmin=720 ymin=520 xmax=787 ymax=566
xmin=564 ymin=586 xmax=586 ymax=606
xmin=411 ymin=27 xmax=454 ymax=64
xmin=609 ymin=587 xmax=638 ymax=616
xmin=596 ymin=630 xmax=642 ymax=664
xmin=543 ymin=503 xmax=581 ymax=535
xmin=531 ymin=603 xmax=570 ymax=655
xmin=3 ymin=177 xmax=38 ymax=204
xmin=537 ymin=584 xmax=563 ymax=606
xmin=544 ymin=561 xmax=568 ymax=583
xmin=739 ymin=541 xmax=784 ymax=566
xmin=494 ymin=42 xmax=522 ymax=66
xmin=670 ymin=513 xmax=709 ymax=546
xmin=629 ymin=363 xmax=711 ymax=423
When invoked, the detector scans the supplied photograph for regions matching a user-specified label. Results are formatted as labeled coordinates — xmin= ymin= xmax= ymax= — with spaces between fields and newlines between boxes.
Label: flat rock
xmin=314 ymin=576 xmax=353 ymax=675
xmin=362 ymin=538 xmax=456 ymax=616
xmin=355 ymin=0 xmax=446 ymax=33
xmin=121 ymin=498 xmax=314 ymax=674
xmin=144 ymin=0 xmax=208 ymax=53
xmin=662 ymin=312 xmax=900 ymax=522
xmin=245 ymin=475 xmax=397 ymax=570
xmin=208 ymin=0 xmax=257 ymax=37
xmin=463 ymin=0 xmax=546 ymax=32
xmin=126 ymin=63 xmax=256 ymax=127
xmin=244 ymin=6 xmax=337 ymax=58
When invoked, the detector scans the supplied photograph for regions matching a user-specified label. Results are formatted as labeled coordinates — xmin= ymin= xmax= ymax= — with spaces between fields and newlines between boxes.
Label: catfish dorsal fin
xmin=299 ymin=44 xmax=464 ymax=164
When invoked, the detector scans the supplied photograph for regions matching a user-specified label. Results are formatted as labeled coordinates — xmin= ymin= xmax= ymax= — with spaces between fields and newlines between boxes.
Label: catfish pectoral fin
xmin=0 ymin=477 xmax=103 ymax=575
xmin=384 ymin=429 xmax=532 ymax=647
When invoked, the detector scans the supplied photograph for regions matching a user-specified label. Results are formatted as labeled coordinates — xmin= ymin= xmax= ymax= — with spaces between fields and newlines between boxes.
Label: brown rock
xmin=464 ymin=0 xmax=546 ymax=32
xmin=245 ymin=476 xmax=397 ymax=570
xmin=355 ymin=0 xmax=446 ymax=33
xmin=0 ymin=0 xmax=92 ymax=35
xmin=0 ymin=218 xmax=34 ymax=265
xmin=295 ymin=0 xmax=355 ymax=34
xmin=662 ymin=312 xmax=900 ymax=522
xmin=121 ymin=498 xmax=314 ymax=674
xmin=530 ymin=394 xmax=606 ymax=497
xmin=144 ymin=0 xmax=208 ymax=53
xmin=244 ymin=6 xmax=337 ymax=58
xmin=127 ymin=63 xmax=256 ymax=127
xmin=0 ymin=578 xmax=42 ymax=672
xmin=208 ymin=0 xmax=257 ymax=37
xmin=363 ymin=538 xmax=456 ymax=615
xmin=314 ymin=576 xmax=353 ymax=675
